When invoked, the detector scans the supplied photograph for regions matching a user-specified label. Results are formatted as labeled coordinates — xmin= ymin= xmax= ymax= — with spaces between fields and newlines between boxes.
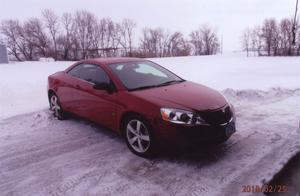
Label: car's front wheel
xmin=49 ymin=93 xmax=65 ymax=120
xmin=124 ymin=115 xmax=155 ymax=157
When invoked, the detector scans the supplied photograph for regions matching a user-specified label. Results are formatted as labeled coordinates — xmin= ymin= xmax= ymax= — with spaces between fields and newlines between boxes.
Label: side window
xmin=80 ymin=64 xmax=110 ymax=85
xmin=68 ymin=64 xmax=83 ymax=78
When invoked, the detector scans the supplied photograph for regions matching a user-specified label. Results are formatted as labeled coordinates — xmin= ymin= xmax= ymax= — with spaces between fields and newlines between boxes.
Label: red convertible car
xmin=48 ymin=58 xmax=236 ymax=157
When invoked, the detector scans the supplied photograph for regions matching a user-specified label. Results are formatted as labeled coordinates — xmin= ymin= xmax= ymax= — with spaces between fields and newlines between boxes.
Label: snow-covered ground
xmin=0 ymin=54 xmax=300 ymax=196
xmin=0 ymin=90 xmax=299 ymax=196
xmin=0 ymin=61 xmax=71 ymax=119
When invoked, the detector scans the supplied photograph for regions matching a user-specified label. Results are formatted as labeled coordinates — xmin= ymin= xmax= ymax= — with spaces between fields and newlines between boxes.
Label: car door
xmin=62 ymin=64 xmax=86 ymax=113
xmin=74 ymin=64 xmax=118 ymax=129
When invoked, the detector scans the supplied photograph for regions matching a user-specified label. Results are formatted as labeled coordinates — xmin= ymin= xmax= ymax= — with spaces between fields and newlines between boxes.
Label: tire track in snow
xmin=0 ymin=90 xmax=299 ymax=196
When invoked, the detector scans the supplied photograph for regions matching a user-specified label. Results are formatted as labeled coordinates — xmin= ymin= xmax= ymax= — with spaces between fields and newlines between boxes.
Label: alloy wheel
xmin=126 ymin=119 xmax=151 ymax=153
xmin=50 ymin=94 xmax=63 ymax=119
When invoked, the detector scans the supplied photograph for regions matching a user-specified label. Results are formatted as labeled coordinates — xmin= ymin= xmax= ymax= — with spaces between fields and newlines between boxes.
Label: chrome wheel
xmin=126 ymin=119 xmax=150 ymax=153
xmin=50 ymin=94 xmax=63 ymax=119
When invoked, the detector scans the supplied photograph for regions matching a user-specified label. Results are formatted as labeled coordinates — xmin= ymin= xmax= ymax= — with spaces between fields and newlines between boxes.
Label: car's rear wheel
xmin=49 ymin=93 xmax=65 ymax=120
xmin=124 ymin=115 xmax=155 ymax=157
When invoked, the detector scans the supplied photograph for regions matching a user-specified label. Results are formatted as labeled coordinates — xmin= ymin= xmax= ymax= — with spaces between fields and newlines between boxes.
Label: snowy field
xmin=1 ymin=54 xmax=300 ymax=119
xmin=0 ymin=54 xmax=300 ymax=196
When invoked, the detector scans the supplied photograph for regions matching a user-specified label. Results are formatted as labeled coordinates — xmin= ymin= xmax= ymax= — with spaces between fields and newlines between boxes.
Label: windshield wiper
xmin=129 ymin=85 xmax=159 ymax=91
xmin=129 ymin=80 xmax=184 ymax=91
xmin=157 ymin=80 xmax=183 ymax=87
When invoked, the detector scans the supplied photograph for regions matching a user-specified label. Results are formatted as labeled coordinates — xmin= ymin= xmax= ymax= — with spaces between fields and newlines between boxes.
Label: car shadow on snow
xmin=65 ymin=112 xmax=123 ymax=142
xmin=63 ymin=112 xmax=231 ymax=165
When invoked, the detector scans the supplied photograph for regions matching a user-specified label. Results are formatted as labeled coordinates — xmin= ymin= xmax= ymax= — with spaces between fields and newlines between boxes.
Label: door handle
xmin=74 ymin=84 xmax=81 ymax=89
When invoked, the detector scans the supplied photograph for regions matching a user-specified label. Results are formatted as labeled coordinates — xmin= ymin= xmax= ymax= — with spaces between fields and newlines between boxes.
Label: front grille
xmin=199 ymin=105 xmax=232 ymax=125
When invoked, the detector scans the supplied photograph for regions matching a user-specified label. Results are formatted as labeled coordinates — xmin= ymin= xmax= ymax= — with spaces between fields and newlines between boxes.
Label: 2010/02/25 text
xmin=242 ymin=185 xmax=287 ymax=193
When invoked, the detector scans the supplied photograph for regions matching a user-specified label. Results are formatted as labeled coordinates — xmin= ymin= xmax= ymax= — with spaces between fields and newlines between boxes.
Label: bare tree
xmin=58 ymin=12 xmax=74 ymax=60
xmin=250 ymin=26 xmax=263 ymax=56
xmin=297 ymin=27 xmax=300 ymax=55
xmin=25 ymin=18 xmax=49 ymax=58
xmin=18 ymin=19 xmax=36 ymax=61
xmin=139 ymin=28 xmax=190 ymax=57
xmin=261 ymin=19 xmax=278 ymax=56
xmin=97 ymin=18 xmax=121 ymax=57
xmin=189 ymin=25 xmax=219 ymax=55
xmin=245 ymin=18 xmax=300 ymax=56
xmin=139 ymin=28 xmax=166 ymax=57
xmin=190 ymin=30 xmax=203 ymax=55
xmin=1 ymin=9 xmax=225 ymax=60
xmin=106 ymin=19 xmax=121 ymax=56
xmin=279 ymin=18 xmax=294 ymax=55
xmin=42 ymin=9 xmax=60 ymax=60
xmin=167 ymin=32 xmax=190 ymax=56
xmin=118 ymin=19 xmax=136 ymax=56
xmin=241 ymin=28 xmax=251 ymax=57
xmin=73 ymin=10 xmax=97 ymax=59
xmin=201 ymin=25 xmax=219 ymax=55
xmin=0 ymin=20 xmax=23 ymax=60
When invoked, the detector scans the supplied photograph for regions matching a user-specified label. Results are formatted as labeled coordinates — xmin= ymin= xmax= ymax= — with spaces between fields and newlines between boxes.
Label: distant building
xmin=0 ymin=44 xmax=9 ymax=63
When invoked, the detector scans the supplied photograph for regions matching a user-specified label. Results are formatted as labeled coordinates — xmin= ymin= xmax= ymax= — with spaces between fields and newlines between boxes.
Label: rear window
xmin=68 ymin=65 xmax=82 ymax=78
xmin=68 ymin=64 xmax=111 ymax=85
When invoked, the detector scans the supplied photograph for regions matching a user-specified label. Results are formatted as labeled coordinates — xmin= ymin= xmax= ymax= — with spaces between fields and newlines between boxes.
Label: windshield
xmin=108 ymin=61 xmax=183 ymax=91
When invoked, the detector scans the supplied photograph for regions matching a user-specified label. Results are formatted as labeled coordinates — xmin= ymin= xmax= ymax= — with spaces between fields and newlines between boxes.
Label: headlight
xmin=160 ymin=108 xmax=207 ymax=125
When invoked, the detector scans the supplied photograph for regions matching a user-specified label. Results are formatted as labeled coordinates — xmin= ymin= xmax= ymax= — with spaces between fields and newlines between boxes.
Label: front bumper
xmin=153 ymin=118 xmax=236 ymax=145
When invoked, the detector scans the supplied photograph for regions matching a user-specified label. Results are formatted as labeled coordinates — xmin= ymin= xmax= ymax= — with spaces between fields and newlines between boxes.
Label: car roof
xmin=82 ymin=57 xmax=146 ymax=65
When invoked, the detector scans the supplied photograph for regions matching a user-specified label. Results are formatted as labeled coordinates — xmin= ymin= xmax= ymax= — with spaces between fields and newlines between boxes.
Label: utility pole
xmin=292 ymin=0 xmax=299 ymax=45
xmin=0 ymin=44 xmax=9 ymax=64
xmin=220 ymin=34 xmax=223 ymax=55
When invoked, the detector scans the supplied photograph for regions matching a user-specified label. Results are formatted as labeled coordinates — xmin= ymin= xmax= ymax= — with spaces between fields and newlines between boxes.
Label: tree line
xmin=241 ymin=17 xmax=300 ymax=56
xmin=0 ymin=10 xmax=220 ymax=61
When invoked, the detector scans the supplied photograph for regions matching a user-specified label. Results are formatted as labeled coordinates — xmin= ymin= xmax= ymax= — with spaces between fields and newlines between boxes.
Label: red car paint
xmin=48 ymin=58 xmax=234 ymax=145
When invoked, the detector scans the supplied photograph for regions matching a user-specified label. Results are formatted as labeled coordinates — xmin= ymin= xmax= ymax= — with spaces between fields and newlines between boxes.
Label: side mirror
xmin=93 ymin=83 xmax=114 ymax=94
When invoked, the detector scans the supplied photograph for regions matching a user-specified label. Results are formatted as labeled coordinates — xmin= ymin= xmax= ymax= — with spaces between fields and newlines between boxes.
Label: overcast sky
xmin=0 ymin=0 xmax=296 ymax=51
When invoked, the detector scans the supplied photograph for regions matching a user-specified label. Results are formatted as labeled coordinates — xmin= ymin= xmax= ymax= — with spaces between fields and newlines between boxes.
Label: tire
xmin=123 ymin=115 xmax=156 ymax=157
xmin=49 ymin=93 xmax=66 ymax=120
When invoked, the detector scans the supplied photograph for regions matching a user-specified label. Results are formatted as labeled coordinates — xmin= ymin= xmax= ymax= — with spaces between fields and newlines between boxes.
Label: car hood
xmin=131 ymin=81 xmax=227 ymax=111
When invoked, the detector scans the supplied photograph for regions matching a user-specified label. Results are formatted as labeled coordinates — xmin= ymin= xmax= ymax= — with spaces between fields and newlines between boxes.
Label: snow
xmin=0 ymin=54 xmax=300 ymax=195
xmin=0 ymin=90 xmax=299 ymax=196
xmin=152 ymin=54 xmax=300 ymax=90
xmin=0 ymin=61 xmax=71 ymax=119
xmin=1 ymin=54 xmax=300 ymax=119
